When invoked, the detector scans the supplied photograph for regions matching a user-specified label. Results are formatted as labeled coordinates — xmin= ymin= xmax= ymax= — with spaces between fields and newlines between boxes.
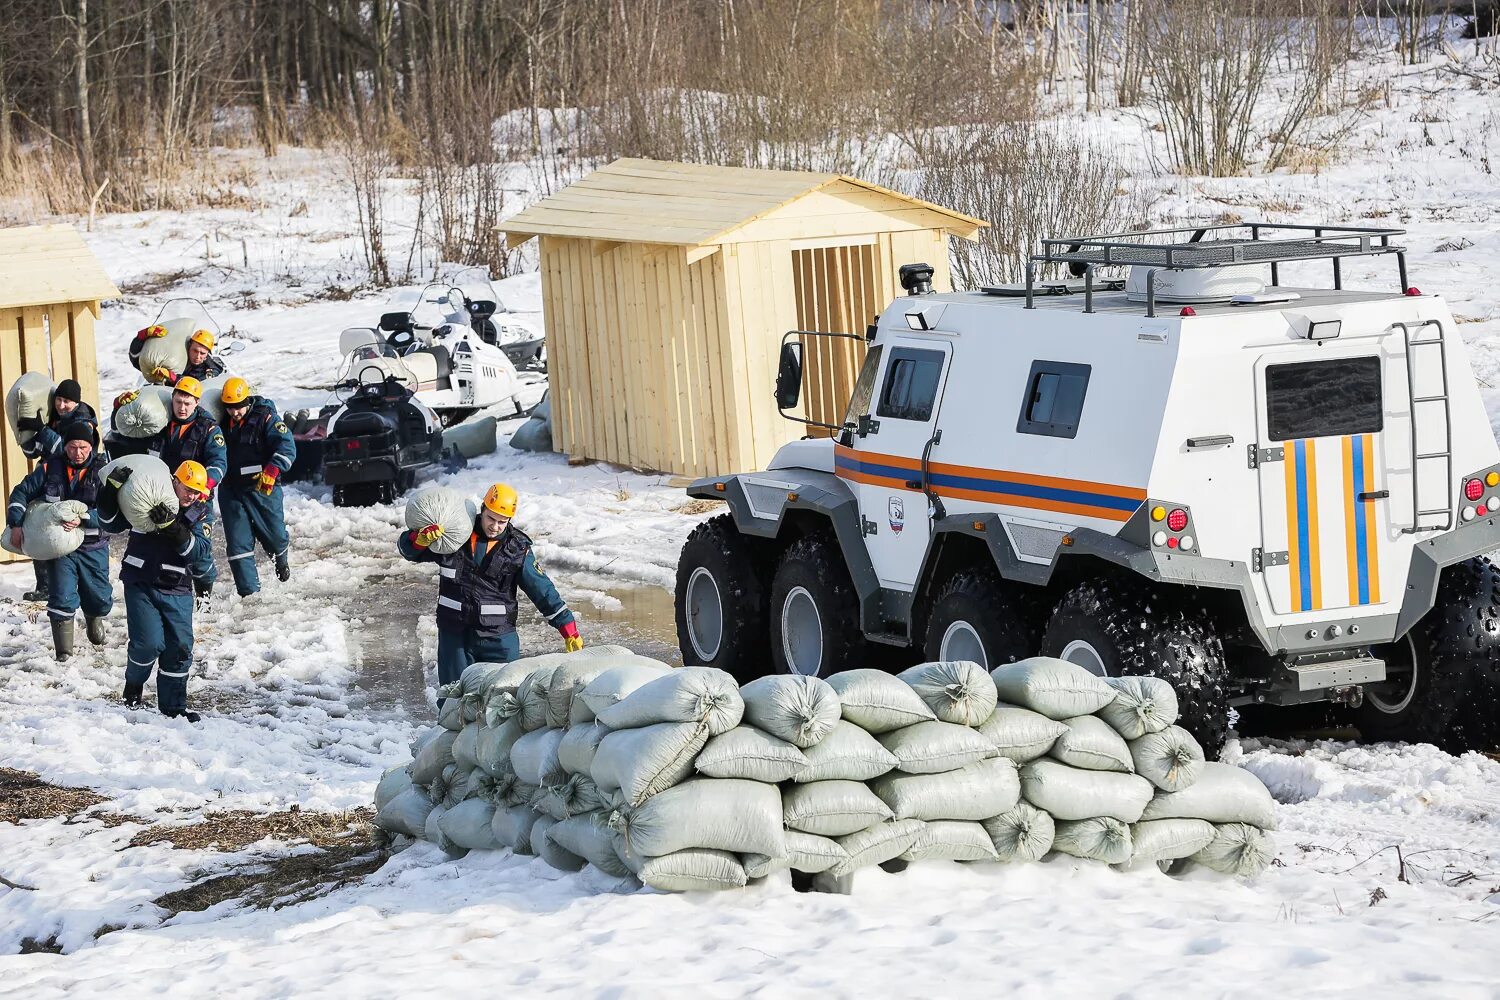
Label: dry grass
xmin=128 ymin=805 xmax=374 ymax=852
xmin=0 ymin=767 xmax=108 ymax=824
xmin=152 ymin=835 xmax=387 ymax=917
xmin=117 ymin=267 xmax=206 ymax=298
xmin=672 ymin=498 xmax=724 ymax=516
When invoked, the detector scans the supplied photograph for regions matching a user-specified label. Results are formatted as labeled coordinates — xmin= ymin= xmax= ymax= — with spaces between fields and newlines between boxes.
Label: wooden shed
xmin=0 ymin=224 xmax=117 ymax=563
xmin=500 ymin=158 xmax=985 ymax=478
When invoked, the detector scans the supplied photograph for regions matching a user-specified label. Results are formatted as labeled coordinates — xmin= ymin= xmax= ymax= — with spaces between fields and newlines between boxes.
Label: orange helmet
xmin=189 ymin=329 xmax=216 ymax=351
xmin=174 ymin=460 xmax=209 ymax=496
xmin=174 ymin=376 xmax=204 ymax=399
xmin=221 ymin=377 xmax=252 ymax=405
xmin=483 ymin=483 xmax=517 ymax=518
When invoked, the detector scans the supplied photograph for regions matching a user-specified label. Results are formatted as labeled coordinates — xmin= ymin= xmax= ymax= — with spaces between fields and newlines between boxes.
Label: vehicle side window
xmin=1017 ymin=360 xmax=1091 ymax=439
xmin=876 ymin=347 xmax=945 ymax=422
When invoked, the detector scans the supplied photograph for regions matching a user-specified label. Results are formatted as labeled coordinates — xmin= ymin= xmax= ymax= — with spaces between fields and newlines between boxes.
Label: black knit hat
xmin=62 ymin=420 xmax=94 ymax=445
xmin=55 ymin=379 xmax=82 ymax=404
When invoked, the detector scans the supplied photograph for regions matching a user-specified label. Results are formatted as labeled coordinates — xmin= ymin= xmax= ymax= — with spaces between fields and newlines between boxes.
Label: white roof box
xmin=1126 ymin=265 xmax=1264 ymax=304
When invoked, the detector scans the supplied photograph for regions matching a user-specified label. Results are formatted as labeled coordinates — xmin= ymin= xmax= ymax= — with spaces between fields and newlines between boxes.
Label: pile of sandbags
xmin=6 ymin=372 xmax=54 ymax=448
xmin=0 ymin=500 xmax=91 ymax=560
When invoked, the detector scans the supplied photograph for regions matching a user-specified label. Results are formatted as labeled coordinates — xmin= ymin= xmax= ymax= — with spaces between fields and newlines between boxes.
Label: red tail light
xmin=1166 ymin=508 xmax=1189 ymax=532
xmin=1464 ymin=478 xmax=1484 ymax=502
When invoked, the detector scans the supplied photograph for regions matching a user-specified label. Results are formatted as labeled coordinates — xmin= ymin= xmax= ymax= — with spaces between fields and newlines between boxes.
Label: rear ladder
xmin=1397 ymin=319 xmax=1453 ymax=533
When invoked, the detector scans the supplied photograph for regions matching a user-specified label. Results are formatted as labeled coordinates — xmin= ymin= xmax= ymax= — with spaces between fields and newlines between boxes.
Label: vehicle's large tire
xmin=922 ymin=568 xmax=1035 ymax=669
xmin=1358 ymin=556 xmax=1500 ymax=753
xmin=674 ymin=514 xmax=771 ymax=682
xmin=1040 ymin=579 xmax=1232 ymax=758
xmin=769 ymin=533 xmax=865 ymax=678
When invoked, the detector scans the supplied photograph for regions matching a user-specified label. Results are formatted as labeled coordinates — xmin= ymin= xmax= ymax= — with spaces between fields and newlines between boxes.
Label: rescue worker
xmin=398 ymin=483 xmax=583 ymax=690
xmin=218 ymin=378 xmax=295 ymax=596
xmin=14 ymin=379 xmax=99 ymax=601
xmin=6 ymin=421 xmax=111 ymax=658
xmin=97 ymin=460 xmax=212 ymax=722
xmin=155 ymin=377 xmax=226 ymax=602
xmin=129 ymin=325 xmax=226 ymax=386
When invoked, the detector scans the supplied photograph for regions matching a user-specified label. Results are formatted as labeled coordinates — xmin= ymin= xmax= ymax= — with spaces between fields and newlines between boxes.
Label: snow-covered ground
xmin=4 ymin=46 xmax=1500 ymax=999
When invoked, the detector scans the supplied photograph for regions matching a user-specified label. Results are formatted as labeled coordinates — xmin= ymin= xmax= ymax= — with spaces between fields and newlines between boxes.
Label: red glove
xmin=136 ymin=324 xmax=168 ymax=341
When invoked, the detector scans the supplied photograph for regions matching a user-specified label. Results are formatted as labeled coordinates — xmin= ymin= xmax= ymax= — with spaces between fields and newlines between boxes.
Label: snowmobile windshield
xmin=152 ymin=297 xmax=221 ymax=334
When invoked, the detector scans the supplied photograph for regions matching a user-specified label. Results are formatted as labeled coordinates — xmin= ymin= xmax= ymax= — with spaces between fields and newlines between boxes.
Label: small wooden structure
xmin=0 ymin=224 xmax=118 ymax=563
xmin=501 ymin=158 xmax=985 ymax=478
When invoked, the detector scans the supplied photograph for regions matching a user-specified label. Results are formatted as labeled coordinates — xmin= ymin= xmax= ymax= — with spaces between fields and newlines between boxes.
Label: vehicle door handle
xmin=1186 ymin=434 xmax=1234 ymax=450
xmin=1357 ymin=490 xmax=1389 ymax=502
xmin=904 ymin=479 xmax=922 ymax=489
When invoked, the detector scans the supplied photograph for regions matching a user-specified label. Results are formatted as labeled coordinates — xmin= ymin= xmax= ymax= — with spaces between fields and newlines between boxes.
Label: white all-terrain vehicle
xmin=674 ymin=223 xmax=1500 ymax=756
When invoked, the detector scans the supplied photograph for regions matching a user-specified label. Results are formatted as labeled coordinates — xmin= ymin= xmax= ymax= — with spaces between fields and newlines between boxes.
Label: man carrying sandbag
xmin=97 ymin=459 xmax=212 ymax=722
xmin=398 ymin=482 xmax=582 ymax=689
xmin=6 ymin=421 xmax=112 ymax=658
xmin=14 ymin=379 xmax=98 ymax=603
xmin=152 ymin=377 xmax=226 ymax=604
xmin=129 ymin=325 xmax=226 ymax=386
xmin=218 ymin=377 xmax=295 ymax=596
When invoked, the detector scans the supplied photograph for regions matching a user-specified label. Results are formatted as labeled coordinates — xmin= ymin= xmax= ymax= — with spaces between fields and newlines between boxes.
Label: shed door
xmin=791 ymin=242 xmax=879 ymax=435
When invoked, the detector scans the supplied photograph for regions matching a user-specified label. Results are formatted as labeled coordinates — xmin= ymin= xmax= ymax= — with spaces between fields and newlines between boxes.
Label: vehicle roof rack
xmin=1023 ymin=222 xmax=1408 ymax=317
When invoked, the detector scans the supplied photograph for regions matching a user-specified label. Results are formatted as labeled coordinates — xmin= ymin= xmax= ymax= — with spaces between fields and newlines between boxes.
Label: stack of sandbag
xmin=0 ymin=500 xmax=91 ymax=559
xmin=111 ymin=386 xmax=174 ymax=440
xmin=98 ymin=454 xmax=178 ymax=532
xmin=6 ymin=372 xmax=54 ymax=448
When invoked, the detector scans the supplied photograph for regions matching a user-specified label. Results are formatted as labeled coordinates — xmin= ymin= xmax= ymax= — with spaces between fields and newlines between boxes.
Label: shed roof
xmin=0 ymin=224 xmax=120 ymax=311
xmin=499 ymin=158 xmax=986 ymax=246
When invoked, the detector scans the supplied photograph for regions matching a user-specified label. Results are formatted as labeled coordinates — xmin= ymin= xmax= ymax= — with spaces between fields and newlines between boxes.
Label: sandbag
xmin=403 ymin=486 xmax=477 ymax=556
xmin=471 ymin=770 xmax=503 ymax=803
xmin=545 ymin=659 xmax=617 ymax=729
xmin=452 ymin=723 xmax=481 ymax=771
xmin=1190 ymin=822 xmax=1275 ymax=878
xmin=1019 ymin=759 xmax=1155 ymax=823
xmin=196 ymin=374 xmax=231 ymax=425
xmin=437 ymin=697 xmax=464 ymax=732
xmin=443 ymin=415 xmax=499 ymax=460
xmin=374 ymin=786 xmax=434 ymax=838
xmin=0 ymin=500 xmax=90 ymax=560
xmin=531 ymin=815 xmax=585 ymax=868
xmin=1099 ymin=676 xmax=1179 ymax=739
xmin=782 ymin=780 xmax=892 ymax=837
xmin=742 ymin=831 xmax=848 ymax=878
xmin=1129 ymin=726 xmax=1205 ymax=793
xmin=982 ymin=801 xmax=1055 ymax=864
xmin=901 ymin=821 xmax=1000 ymax=863
xmin=517 ymin=665 xmax=559 ymax=732
xmin=639 ymin=849 xmax=748 ymax=892
xmin=108 ymin=454 xmax=178 ymax=533
xmin=423 ymin=805 xmax=467 ymax=857
xmin=616 ymin=779 xmax=785 ymax=859
xmin=596 ymin=667 xmax=744 ymax=735
xmin=375 ymin=765 xmax=411 ymax=812
xmin=825 ymin=668 xmax=936 ymax=733
xmin=1139 ymin=762 xmax=1278 ymax=829
xmin=446 ymin=765 xmax=478 ymax=806
xmin=558 ymin=721 xmax=610 ymax=776
xmin=511 ymin=727 xmax=567 ymax=787
xmin=1049 ymin=715 xmax=1134 ymax=773
xmin=793 ymin=721 xmax=898 ymax=783
xmin=869 ymin=757 xmax=1020 ymax=822
xmin=110 ymin=386 xmax=173 ymax=439
xmin=578 ymin=660 xmax=673 ymax=720
xmin=877 ymin=720 xmax=996 ymax=774
xmin=135 ymin=320 xmax=192 ymax=378
xmin=977 ymin=706 xmax=1070 ymax=763
xmin=592 ymin=721 xmax=709 ymax=806
xmin=532 ymin=772 xmax=606 ymax=822
xmin=550 ymin=811 xmax=633 ymax=876
xmin=409 ymin=729 xmax=458 ymax=785
xmin=458 ymin=661 xmax=524 ymax=718
xmin=482 ymin=660 xmax=554 ymax=726
xmin=739 ymin=674 xmax=841 ymax=748
xmin=1052 ymin=817 xmax=1133 ymax=865
xmin=1130 ymin=818 xmax=1217 ymax=865
xmin=6 ymin=371 xmax=53 ymax=446
xmin=506 ymin=781 xmax=539 ymax=809
xmin=990 ymin=657 xmax=1116 ymax=720
xmin=491 ymin=803 xmax=540 ymax=851
xmin=829 ymin=819 xmax=925 ymax=877
xmin=438 ymin=798 xmax=500 ymax=850
xmin=695 ymin=726 xmax=809 ymax=782
xmin=475 ymin=719 xmax=523 ymax=777
xmin=898 ymin=661 xmax=998 ymax=727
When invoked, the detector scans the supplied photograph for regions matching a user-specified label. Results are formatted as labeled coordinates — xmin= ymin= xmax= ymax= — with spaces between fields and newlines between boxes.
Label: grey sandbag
xmin=793 ymin=721 xmax=898 ymax=783
xmin=0 ymin=500 xmax=90 ymax=560
xmin=825 ymin=668 xmax=936 ymax=733
xmin=452 ymin=723 xmax=481 ymax=771
xmin=475 ymin=719 xmax=524 ymax=777
xmin=877 ymin=720 xmax=996 ymax=774
xmin=1190 ymin=822 xmax=1275 ymax=878
xmin=1130 ymin=818 xmax=1217 ymax=865
xmin=898 ymin=661 xmax=998 ymax=727
xmin=1052 ymin=817 xmax=1133 ymax=865
xmin=6 ymin=371 xmax=53 ymax=446
xmin=1138 ymin=761 xmax=1279 ymax=829
xmin=136 ymin=319 xmax=192 ymax=377
xmin=869 ymin=757 xmax=1021 ymax=822
xmin=423 ymin=805 xmax=468 ymax=857
xmin=532 ymin=772 xmax=606 ymax=821
xmin=511 ymin=727 xmax=567 ymax=787
xmin=592 ymin=721 xmax=709 ymax=805
xmin=458 ymin=661 xmax=521 ymax=718
xmin=482 ymin=660 xmax=553 ymax=727
xmin=409 ymin=729 xmax=458 ymax=785
xmin=695 ymin=726 xmax=809 ymax=782
xmin=901 ymin=820 xmax=1000 ymax=862
xmin=549 ymin=811 xmax=633 ymax=876
xmin=596 ymin=667 xmax=744 ymax=736
xmin=1129 ymin=725 xmax=1205 ymax=793
xmin=638 ymin=849 xmax=748 ymax=892
xmin=403 ymin=486 xmax=477 ymax=556
xmin=517 ymin=665 xmax=560 ymax=732
xmin=977 ymin=706 xmax=1070 ymax=763
xmin=829 ymin=819 xmax=925 ymax=877
xmin=1019 ymin=759 xmax=1154 ymax=823
xmin=1049 ymin=715 xmax=1134 ymax=773
xmin=447 ymin=765 xmax=478 ymax=806
xmin=442 ymin=415 xmax=498 ymax=460
xmin=111 ymin=386 xmax=174 ymax=439
xmin=742 ymin=831 xmax=848 ymax=878
xmin=437 ymin=696 xmax=464 ymax=732
xmin=532 ymin=814 xmax=585 ymax=866
xmin=782 ymin=780 xmax=892 ymax=837
xmin=578 ymin=660 xmax=674 ymax=720
xmin=739 ymin=674 xmax=841 ymax=748
xmin=375 ymin=765 xmax=411 ymax=811
xmin=616 ymin=778 xmax=785 ymax=858
xmin=108 ymin=454 xmax=179 ymax=533
xmin=490 ymin=803 xmax=538 ymax=851
xmin=438 ymin=798 xmax=500 ymax=850
xmin=982 ymin=801 xmax=1055 ymax=864
xmin=558 ymin=721 xmax=610 ymax=776
xmin=990 ymin=657 xmax=1116 ymax=720
xmin=510 ymin=392 xmax=553 ymax=452
xmin=1100 ymin=675 xmax=1180 ymax=739
xmin=546 ymin=659 xmax=617 ymax=729
xmin=374 ymin=787 xmax=434 ymax=838
xmin=506 ymin=781 xmax=540 ymax=809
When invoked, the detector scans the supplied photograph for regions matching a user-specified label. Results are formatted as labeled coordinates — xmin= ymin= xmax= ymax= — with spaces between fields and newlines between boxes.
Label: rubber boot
xmin=275 ymin=550 xmax=291 ymax=582
xmin=86 ymin=616 xmax=107 ymax=645
xmin=123 ymin=681 xmax=144 ymax=708
xmin=193 ymin=578 xmax=213 ymax=610
xmin=23 ymin=584 xmax=49 ymax=602
xmin=51 ymin=619 xmax=74 ymax=660
xmin=162 ymin=707 xmax=201 ymax=723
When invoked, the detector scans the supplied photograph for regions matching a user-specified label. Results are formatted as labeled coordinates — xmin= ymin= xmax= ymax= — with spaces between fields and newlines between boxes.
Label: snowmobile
xmin=446 ymin=266 xmax=547 ymax=370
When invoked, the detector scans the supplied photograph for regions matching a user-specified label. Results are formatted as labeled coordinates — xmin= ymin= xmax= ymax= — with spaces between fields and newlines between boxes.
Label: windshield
xmin=384 ymin=283 xmax=466 ymax=327
xmin=445 ymin=265 xmax=504 ymax=310
xmin=152 ymin=298 xmax=220 ymax=334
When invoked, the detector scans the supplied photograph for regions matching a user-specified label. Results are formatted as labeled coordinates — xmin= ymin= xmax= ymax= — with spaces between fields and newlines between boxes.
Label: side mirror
xmin=219 ymin=340 xmax=247 ymax=356
xmin=775 ymin=342 xmax=804 ymax=411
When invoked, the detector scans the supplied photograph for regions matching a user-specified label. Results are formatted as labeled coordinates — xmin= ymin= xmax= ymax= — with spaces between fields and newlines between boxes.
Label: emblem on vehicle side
xmin=888 ymin=496 xmax=905 ymax=534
